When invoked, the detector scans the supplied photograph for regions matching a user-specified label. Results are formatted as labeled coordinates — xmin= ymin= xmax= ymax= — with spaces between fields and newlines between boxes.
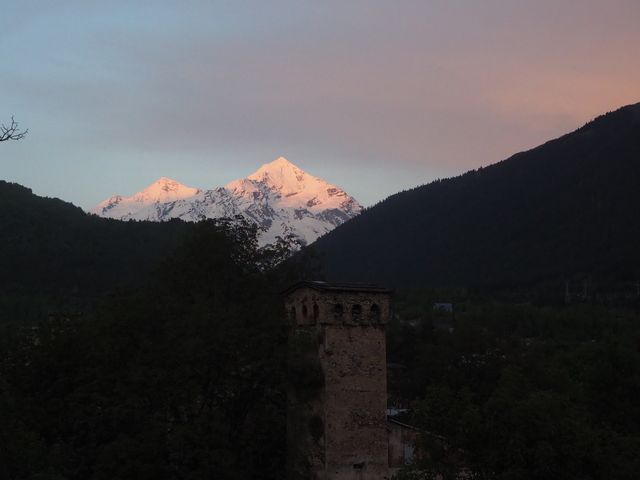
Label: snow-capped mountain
xmin=91 ymin=157 xmax=362 ymax=246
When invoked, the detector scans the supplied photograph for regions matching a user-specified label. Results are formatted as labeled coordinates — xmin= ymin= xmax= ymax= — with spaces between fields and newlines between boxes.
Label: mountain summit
xmin=245 ymin=156 xmax=318 ymax=196
xmin=95 ymin=177 xmax=201 ymax=219
xmin=91 ymin=157 xmax=361 ymax=246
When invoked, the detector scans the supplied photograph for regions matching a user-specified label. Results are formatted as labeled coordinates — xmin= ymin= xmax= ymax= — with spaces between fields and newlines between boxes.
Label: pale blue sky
xmin=2 ymin=1 xmax=639 ymax=208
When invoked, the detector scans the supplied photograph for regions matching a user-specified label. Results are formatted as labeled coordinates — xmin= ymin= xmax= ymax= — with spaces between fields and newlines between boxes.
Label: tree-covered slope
xmin=0 ymin=221 xmax=291 ymax=480
xmin=313 ymin=103 xmax=640 ymax=289
xmin=0 ymin=181 xmax=190 ymax=321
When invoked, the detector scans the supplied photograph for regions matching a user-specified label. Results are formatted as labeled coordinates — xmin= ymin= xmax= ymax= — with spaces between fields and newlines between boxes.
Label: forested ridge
xmin=313 ymin=102 xmax=640 ymax=291
xmin=0 ymin=181 xmax=190 ymax=293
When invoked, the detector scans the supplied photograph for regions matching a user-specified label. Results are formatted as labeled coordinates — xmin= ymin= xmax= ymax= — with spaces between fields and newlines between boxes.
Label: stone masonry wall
xmin=285 ymin=285 xmax=391 ymax=480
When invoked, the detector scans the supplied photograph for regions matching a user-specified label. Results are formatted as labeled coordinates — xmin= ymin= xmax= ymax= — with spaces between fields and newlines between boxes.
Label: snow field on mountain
xmin=91 ymin=157 xmax=362 ymax=246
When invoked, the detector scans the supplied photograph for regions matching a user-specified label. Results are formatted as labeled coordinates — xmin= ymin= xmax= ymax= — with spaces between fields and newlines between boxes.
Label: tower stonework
xmin=284 ymin=281 xmax=391 ymax=480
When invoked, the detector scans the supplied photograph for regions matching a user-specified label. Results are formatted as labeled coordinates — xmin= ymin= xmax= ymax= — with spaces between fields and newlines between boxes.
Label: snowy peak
xmin=91 ymin=156 xmax=362 ymax=247
xmin=246 ymin=156 xmax=301 ymax=178
xmin=244 ymin=156 xmax=310 ymax=196
xmin=90 ymin=177 xmax=200 ymax=218
xmin=134 ymin=177 xmax=200 ymax=203
xmin=238 ymin=156 xmax=355 ymax=213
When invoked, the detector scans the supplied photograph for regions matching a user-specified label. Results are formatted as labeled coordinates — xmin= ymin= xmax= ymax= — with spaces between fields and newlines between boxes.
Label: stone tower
xmin=284 ymin=281 xmax=391 ymax=480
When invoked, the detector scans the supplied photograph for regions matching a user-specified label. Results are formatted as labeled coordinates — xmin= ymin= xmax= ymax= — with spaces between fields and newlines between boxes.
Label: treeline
xmin=388 ymin=290 xmax=640 ymax=479
xmin=0 ymin=219 xmax=306 ymax=479
xmin=0 ymin=180 xmax=191 ymax=326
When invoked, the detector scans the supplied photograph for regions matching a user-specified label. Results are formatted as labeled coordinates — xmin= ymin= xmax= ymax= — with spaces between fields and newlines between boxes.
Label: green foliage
xmin=389 ymin=292 xmax=640 ymax=479
xmin=0 ymin=219 xmax=296 ymax=480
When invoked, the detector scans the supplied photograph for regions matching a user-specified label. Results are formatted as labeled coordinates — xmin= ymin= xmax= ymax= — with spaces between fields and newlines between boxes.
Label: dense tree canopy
xmin=0 ymin=220 xmax=299 ymax=479
xmin=388 ymin=291 xmax=640 ymax=480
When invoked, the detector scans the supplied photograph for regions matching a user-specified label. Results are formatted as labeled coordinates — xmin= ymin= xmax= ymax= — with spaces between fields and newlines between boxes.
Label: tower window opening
xmin=302 ymin=305 xmax=308 ymax=318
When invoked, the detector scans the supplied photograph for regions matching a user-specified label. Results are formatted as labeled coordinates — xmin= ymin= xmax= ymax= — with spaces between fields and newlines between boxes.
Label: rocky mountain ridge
xmin=91 ymin=157 xmax=361 ymax=246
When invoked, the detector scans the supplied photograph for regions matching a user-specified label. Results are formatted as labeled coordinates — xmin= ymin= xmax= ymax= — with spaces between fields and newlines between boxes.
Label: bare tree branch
xmin=0 ymin=116 xmax=28 ymax=142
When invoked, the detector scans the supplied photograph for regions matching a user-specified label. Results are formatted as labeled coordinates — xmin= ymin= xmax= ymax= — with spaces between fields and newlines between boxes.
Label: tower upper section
xmin=283 ymin=281 xmax=392 ymax=327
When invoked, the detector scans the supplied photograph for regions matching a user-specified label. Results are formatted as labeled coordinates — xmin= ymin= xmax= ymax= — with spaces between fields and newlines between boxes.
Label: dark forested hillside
xmin=0 ymin=174 xmax=319 ymax=479
xmin=0 ymin=220 xmax=293 ymax=480
xmin=0 ymin=181 xmax=192 ymax=294
xmin=313 ymin=103 xmax=640 ymax=291
xmin=0 ymin=181 xmax=190 ymax=323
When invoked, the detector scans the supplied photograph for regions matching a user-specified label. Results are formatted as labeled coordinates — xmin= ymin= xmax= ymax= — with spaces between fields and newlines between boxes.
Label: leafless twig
xmin=0 ymin=116 xmax=28 ymax=142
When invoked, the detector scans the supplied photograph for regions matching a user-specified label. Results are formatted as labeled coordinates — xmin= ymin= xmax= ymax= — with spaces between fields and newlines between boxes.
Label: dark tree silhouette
xmin=0 ymin=117 xmax=28 ymax=142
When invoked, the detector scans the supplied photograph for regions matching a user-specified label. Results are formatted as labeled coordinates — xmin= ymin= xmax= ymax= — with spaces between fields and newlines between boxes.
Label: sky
xmin=1 ymin=1 xmax=639 ymax=209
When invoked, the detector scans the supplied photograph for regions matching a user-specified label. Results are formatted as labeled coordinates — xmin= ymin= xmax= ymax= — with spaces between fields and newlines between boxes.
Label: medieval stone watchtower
xmin=284 ymin=281 xmax=391 ymax=480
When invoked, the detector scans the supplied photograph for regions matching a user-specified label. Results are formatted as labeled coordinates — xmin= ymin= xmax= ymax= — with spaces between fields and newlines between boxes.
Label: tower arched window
xmin=370 ymin=304 xmax=381 ymax=322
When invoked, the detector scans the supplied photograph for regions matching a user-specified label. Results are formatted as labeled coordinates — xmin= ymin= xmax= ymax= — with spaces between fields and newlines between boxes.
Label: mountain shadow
xmin=313 ymin=102 xmax=640 ymax=291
